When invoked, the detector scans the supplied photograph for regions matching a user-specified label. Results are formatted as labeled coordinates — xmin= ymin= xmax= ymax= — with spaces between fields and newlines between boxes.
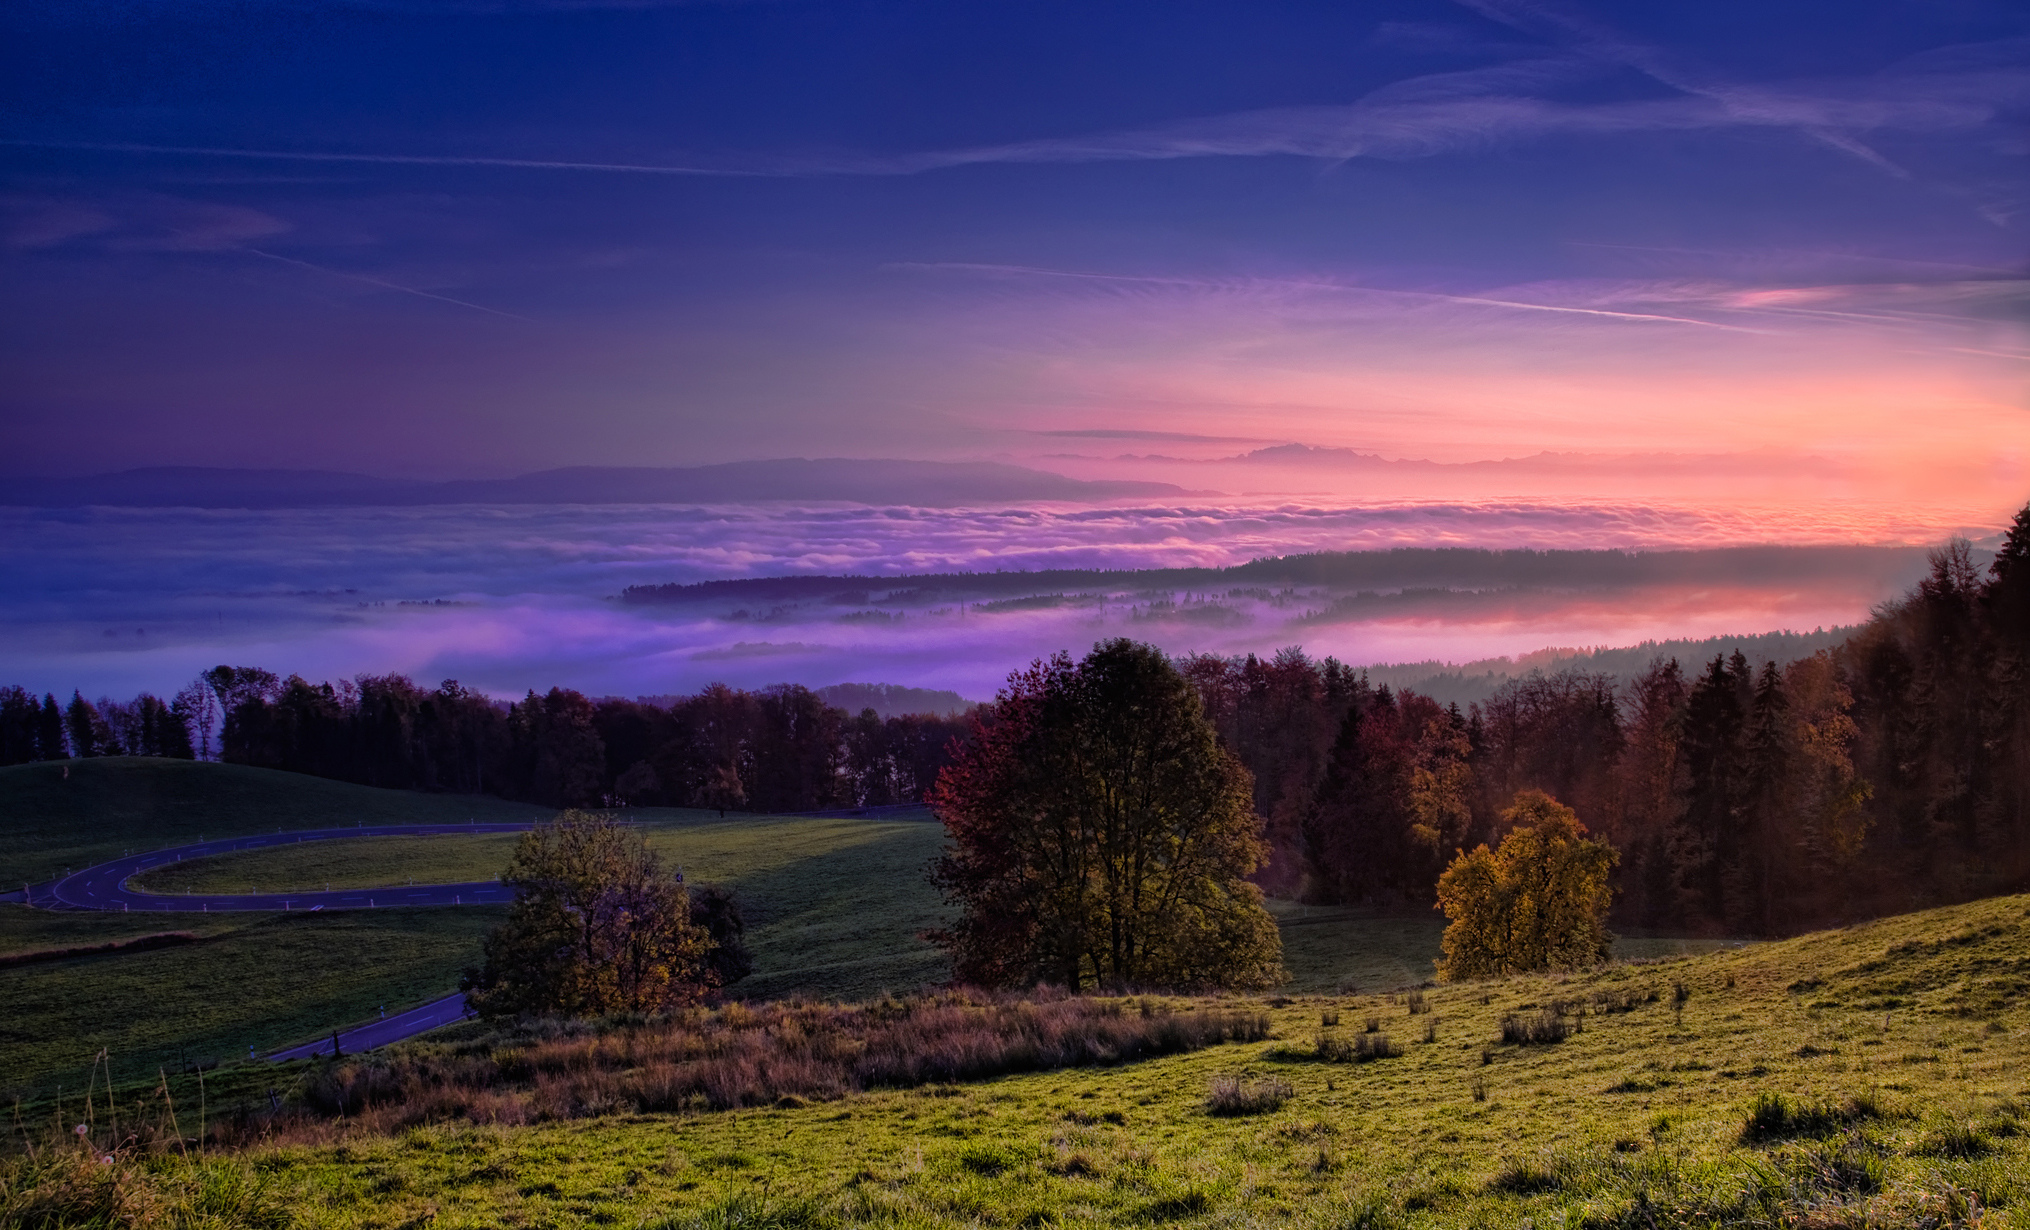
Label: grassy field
xmin=34 ymin=890 xmax=2026 ymax=1229
xmin=0 ymin=761 xmax=955 ymax=1095
xmin=0 ymin=757 xmax=549 ymax=887
xmin=0 ymin=905 xmax=499 ymax=1096
xmin=120 ymin=809 xmax=957 ymax=1001
xmin=3 ymin=759 xmax=1736 ymax=1105
xmin=127 ymin=827 xmax=1725 ymax=995
xmin=127 ymin=834 xmax=530 ymax=894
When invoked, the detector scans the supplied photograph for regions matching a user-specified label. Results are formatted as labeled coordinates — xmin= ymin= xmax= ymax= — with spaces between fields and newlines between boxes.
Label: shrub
xmin=1205 ymin=1075 xmax=1293 ymax=1116
xmin=1404 ymin=990 xmax=1429 ymax=1015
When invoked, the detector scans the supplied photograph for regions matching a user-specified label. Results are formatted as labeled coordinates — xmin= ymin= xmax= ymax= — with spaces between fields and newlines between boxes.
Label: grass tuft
xmin=1204 ymin=1075 xmax=1292 ymax=1117
xmin=1738 ymin=1091 xmax=1888 ymax=1143
xmin=1498 ymin=1009 xmax=1570 ymax=1046
xmin=1315 ymin=1032 xmax=1401 ymax=1063
xmin=1913 ymin=1123 xmax=1993 ymax=1159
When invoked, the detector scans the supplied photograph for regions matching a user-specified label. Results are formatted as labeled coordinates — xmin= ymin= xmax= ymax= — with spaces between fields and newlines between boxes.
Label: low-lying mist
xmin=0 ymin=500 xmax=1976 ymax=702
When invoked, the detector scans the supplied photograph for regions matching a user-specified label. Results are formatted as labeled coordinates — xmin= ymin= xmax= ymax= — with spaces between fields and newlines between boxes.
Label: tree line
xmin=0 ymin=685 xmax=207 ymax=764
xmin=1181 ymin=511 xmax=2029 ymax=936
xmin=0 ymin=666 xmax=974 ymax=815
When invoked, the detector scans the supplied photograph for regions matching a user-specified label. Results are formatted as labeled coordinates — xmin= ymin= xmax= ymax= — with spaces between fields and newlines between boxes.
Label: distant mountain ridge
xmin=1 ymin=462 xmax=1194 ymax=509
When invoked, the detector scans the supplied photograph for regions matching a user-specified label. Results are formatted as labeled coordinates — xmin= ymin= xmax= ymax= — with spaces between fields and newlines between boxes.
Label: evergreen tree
xmin=0 ymin=687 xmax=39 ymax=765
xmin=1726 ymin=662 xmax=1790 ymax=933
xmin=1674 ymin=654 xmax=1750 ymax=925
xmin=65 ymin=692 xmax=114 ymax=758
xmin=1986 ymin=501 xmax=2030 ymax=649
xmin=37 ymin=694 xmax=66 ymax=760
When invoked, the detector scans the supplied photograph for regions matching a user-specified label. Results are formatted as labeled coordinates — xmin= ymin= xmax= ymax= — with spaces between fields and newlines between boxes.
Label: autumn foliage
xmin=1434 ymin=790 xmax=1617 ymax=980
xmin=463 ymin=811 xmax=716 ymax=1017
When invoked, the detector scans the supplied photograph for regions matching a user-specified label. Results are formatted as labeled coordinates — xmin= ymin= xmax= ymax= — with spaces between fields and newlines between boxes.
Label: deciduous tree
xmin=929 ymin=639 xmax=1284 ymax=991
xmin=1435 ymin=790 xmax=1616 ymax=980
xmin=464 ymin=811 xmax=714 ymax=1017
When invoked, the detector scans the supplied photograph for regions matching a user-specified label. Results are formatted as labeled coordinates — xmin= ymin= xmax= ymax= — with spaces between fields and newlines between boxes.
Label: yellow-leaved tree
xmin=464 ymin=810 xmax=715 ymax=1017
xmin=1434 ymin=790 xmax=1617 ymax=981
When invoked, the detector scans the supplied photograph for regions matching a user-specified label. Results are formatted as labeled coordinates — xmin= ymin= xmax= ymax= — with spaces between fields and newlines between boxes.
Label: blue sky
xmin=2 ymin=0 xmax=2026 ymax=491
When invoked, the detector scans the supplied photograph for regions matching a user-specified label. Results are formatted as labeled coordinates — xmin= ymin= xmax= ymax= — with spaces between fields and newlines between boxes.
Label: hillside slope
xmin=0 ymin=757 xmax=549 ymax=887
xmin=223 ymin=891 xmax=2030 ymax=1230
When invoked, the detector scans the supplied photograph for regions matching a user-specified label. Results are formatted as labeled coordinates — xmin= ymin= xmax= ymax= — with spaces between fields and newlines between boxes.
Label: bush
xmin=1205 ymin=1075 xmax=1293 ymax=1116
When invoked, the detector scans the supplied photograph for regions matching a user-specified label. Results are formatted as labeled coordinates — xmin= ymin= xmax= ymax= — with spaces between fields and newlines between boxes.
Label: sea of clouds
xmin=0 ymin=499 xmax=1978 ymax=704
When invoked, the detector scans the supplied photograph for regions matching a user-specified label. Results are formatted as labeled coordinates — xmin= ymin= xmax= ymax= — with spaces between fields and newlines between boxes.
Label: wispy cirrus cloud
xmin=9 ymin=33 xmax=2022 ymax=182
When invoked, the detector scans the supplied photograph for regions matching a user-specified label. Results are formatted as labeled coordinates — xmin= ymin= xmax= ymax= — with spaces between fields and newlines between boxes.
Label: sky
xmin=4 ymin=1 xmax=2026 ymax=490
xmin=2 ymin=0 xmax=2027 ymax=700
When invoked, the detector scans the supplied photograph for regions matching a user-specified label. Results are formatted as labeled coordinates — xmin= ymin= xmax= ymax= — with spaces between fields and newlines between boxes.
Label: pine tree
xmin=37 ymin=694 xmax=66 ymax=760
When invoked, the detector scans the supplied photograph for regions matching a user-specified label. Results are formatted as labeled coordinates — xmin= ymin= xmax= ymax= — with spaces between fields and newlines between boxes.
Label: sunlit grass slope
xmin=242 ymin=892 xmax=2030 ymax=1230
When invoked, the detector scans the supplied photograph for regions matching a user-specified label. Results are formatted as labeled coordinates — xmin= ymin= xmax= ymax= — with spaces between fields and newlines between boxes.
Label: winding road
xmin=32 ymin=823 xmax=533 ymax=913
xmin=27 ymin=823 xmax=536 ymax=1059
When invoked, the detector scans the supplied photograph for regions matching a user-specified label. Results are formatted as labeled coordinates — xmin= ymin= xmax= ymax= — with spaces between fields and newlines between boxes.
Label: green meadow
xmin=4 ymin=760 xmax=1732 ymax=1097
xmin=0 ymin=761 xmax=959 ymax=1092
xmin=5 ymin=760 xmax=2030 ymax=1226
xmin=19 ymin=891 xmax=2027 ymax=1230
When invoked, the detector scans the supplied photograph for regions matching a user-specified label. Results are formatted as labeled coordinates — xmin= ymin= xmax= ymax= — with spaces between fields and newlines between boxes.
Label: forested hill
xmin=1365 ymin=627 xmax=1861 ymax=706
xmin=619 ymin=544 xmax=1937 ymax=605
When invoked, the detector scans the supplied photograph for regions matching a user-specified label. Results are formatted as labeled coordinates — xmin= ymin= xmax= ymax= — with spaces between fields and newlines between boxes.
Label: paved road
xmin=268 ymin=992 xmax=475 ymax=1061
xmin=25 ymin=823 xmax=535 ymax=1058
xmin=33 ymin=823 xmax=533 ymax=913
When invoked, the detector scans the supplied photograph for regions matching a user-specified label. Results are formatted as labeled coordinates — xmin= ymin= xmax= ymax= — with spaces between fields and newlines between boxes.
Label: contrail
xmin=898 ymin=261 xmax=1760 ymax=332
xmin=1 ymin=137 xmax=762 ymax=178
xmin=246 ymin=249 xmax=533 ymax=321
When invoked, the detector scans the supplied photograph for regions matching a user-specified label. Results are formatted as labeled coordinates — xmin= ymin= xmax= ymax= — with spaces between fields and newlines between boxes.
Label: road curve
xmin=36 ymin=823 xmax=534 ymax=913
xmin=268 ymin=992 xmax=476 ymax=1061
